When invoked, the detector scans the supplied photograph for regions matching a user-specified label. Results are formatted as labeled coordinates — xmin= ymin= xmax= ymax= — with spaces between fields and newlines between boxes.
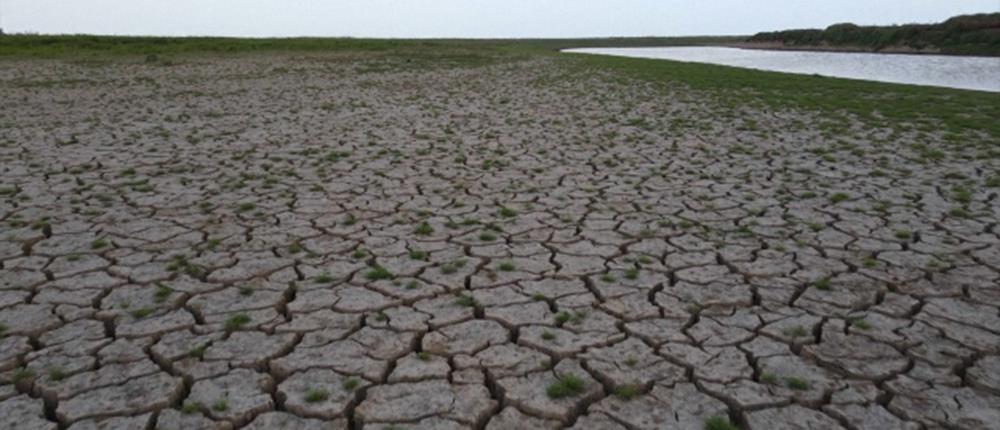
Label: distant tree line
xmin=747 ymin=13 xmax=1000 ymax=56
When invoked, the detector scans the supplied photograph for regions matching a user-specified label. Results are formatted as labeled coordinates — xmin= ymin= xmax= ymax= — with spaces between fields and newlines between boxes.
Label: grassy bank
xmin=747 ymin=13 xmax=1000 ymax=57
xmin=565 ymin=52 xmax=1000 ymax=141
xmin=2 ymin=34 xmax=996 ymax=142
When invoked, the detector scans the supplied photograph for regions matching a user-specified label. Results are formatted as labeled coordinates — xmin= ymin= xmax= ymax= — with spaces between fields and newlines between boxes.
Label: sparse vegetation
xmin=704 ymin=416 xmax=740 ymax=430
xmin=211 ymin=399 xmax=228 ymax=412
xmin=454 ymin=293 xmax=478 ymax=307
xmin=414 ymin=222 xmax=434 ymax=236
xmin=304 ymin=387 xmax=329 ymax=403
xmin=829 ymin=193 xmax=850 ymax=204
xmin=342 ymin=377 xmax=360 ymax=391
xmin=223 ymin=313 xmax=251 ymax=331
xmin=181 ymin=401 xmax=203 ymax=414
xmin=365 ymin=265 xmax=394 ymax=281
xmin=785 ymin=377 xmax=811 ymax=391
xmin=614 ymin=384 xmax=641 ymax=400
xmin=546 ymin=373 xmax=586 ymax=399
xmin=130 ymin=307 xmax=154 ymax=319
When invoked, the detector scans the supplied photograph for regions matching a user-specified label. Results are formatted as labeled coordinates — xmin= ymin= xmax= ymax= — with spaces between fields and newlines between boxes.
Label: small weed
xmin=12 ymin=367 xmax=34 ymax=383
xmin=704 ymin=416 xmax=739 ymax=430
xmin=189 ymin=344 xmax=208 ymax=359
xmin=414 ymin=222 xmax=434 ymax=236
xmin=785 ymin=377 xmax=810 ymax=390
xmin=223 ymin=313 xmax=251 ymax=331
xmin=440 ymin=260 xmax=466 ymax=275
xmin=304 ymin=387 xmax=329 ymax=403
xmin=315 ymin=272 xmax=334 ymax=283
xmin=454 ymin=294 xmax=478 ymax=307
xmin=408 ymin=250 xmax=427 ymax=260
xmin=948 ymin=207 xmax=971 ymax=218
xmin=760 ymin=372 xmax=778 ymax=385
xmin=498 ymin=261 xmax=516 ymax=272
xmin=829 ymin=193 xmax=850 ymax=203
xmin=90 ymin=238 xmax=109 ymax=249
xmin=894 ymin=230 xmax=912 ymax=240
xmin=211 ymin=399 xmax=228 ymax=412
xmin=814 ymin=277 xmax=831 ymax=291
xmin=181 ymin=401 xmax=203 ymax=414
xmin=546 ymin=374 xmax=586 ymax=399
xmin=541 ymin=330 xmax=557 ymax=341
xmin=624 ymin=267 xmax=639 ymax=280
xmin=130 ymin=308 xmax=154 ymax=319
xmin=48 ymin=367 xmax=67 ymax=382
xmin=783 ymin=325 xmax=808 ymax=337
xmin=479 ymin=231 xmax=497 ymax=241
xmin=953 ymin=187 xmax=972 ymax=204
xmin=555 ymin=312 xmax=571 ymax=324
xmin=614 ymin=384 xmax=641 ymax=400
xmin=555 ymin=310 xmax=587 ymax=325
xmin=342 ymin=377 xmax=360 ymax=391
xmin=236 ymin=202 xmax=256 ymax=213
xmin=849 ymin=318 xmax=872 ymax=330
xmin=365 ymin=265 xmax=393 ymax=281
xmin=153 ymin=285 xmax=172 ymax=303
xmin=499 ymin=207 xmax=517 ymax=218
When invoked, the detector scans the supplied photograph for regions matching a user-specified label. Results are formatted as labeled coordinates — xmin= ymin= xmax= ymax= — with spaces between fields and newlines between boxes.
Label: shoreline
xmin=726 ymin=41 xmax=999 ymax=58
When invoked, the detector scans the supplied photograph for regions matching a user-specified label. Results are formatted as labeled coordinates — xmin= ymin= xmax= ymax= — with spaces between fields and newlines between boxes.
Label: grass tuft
xmin=546 ymin=373 xmax=586 ymax=399
xmin=704 ymin=416 xmax=739 ymax=430
xmin=223 ymin=313 xmax=251 ymax=331
xmin=304 ymin=387 xmax=329 ymax=403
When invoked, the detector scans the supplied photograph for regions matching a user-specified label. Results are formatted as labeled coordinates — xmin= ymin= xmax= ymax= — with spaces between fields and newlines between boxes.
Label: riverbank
xmin=729 ymin=41 xmax=954 ymax=56
xmin=744 ymin=12 xmax=1000 ymax=57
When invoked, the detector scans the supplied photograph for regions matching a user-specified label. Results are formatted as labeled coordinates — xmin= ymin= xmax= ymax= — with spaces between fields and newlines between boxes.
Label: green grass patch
xmin=546 ymin=374 xmax=586 ymax=399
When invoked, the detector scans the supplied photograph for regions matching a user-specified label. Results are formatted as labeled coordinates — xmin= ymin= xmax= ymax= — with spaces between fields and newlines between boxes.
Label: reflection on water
xmin=564 ymin=47 xmax=1000 ymax=92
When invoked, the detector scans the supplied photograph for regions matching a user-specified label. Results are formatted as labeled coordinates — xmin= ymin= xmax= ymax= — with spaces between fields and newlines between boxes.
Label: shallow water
xmin=564 ymin=46 xmax=1000 ymax=92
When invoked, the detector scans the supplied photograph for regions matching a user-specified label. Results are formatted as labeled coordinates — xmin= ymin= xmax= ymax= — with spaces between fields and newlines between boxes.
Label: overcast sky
xmin=3 ymin=0 xmax=997 ymax=38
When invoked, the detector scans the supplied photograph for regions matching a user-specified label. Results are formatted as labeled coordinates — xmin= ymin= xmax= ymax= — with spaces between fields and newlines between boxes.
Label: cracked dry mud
xmin=1 ymin=52 xmax=999 ymax=430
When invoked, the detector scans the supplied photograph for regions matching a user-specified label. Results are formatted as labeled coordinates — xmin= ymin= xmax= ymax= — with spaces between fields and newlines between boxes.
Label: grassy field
xmin=2 ymin=34 xmax=997 ymax=144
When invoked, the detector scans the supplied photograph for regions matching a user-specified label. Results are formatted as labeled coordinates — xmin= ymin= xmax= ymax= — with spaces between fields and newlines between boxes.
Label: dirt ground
xmin=0 ymin=53 xmax=998 ymax=429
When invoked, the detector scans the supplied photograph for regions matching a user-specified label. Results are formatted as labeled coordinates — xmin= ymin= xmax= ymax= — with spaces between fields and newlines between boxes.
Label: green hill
xmin=746 ymin=13 xmax=1000 ymax=56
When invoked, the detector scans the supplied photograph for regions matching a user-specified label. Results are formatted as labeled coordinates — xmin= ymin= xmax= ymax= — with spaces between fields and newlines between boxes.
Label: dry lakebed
xmin=0 ymin=38 xmax=999 ymax=430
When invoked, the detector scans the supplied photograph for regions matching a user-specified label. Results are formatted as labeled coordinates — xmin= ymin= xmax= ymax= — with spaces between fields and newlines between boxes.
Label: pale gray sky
xmin=2 ymin=0 xmax=997 ymax=38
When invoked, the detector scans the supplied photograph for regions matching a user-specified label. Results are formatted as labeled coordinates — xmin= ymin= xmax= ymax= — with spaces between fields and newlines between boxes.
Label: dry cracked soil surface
xmin=0 ymin=52 xmax=999 ymax=430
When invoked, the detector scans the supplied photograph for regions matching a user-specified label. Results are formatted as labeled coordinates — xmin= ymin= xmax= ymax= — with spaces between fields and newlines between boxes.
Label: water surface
xmin=564 ymin=47 xmax=1000 ymax=92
